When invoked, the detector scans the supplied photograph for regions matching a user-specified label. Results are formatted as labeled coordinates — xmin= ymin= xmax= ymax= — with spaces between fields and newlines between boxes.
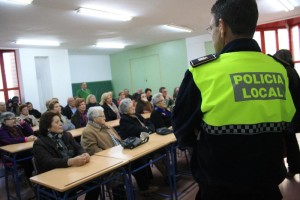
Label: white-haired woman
xmin=100 ymin=92 xmax=120 ymax=122
xmin=150 ymin=93 xmax=172 ymax=129
xmin=82 ymin=106 xmax=157 ymax=195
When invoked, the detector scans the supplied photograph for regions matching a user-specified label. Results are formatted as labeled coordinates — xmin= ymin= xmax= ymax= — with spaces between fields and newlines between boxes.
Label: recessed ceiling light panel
xmin=95 ymin=43 xmax=125 ymax=49
xmin=77 ymin=7 xmax=132 ymax=21
xmin=163 ymin=24 xmax=193 ymax=33
xmin=6 ymin=0 xmax=33 ymax=5
xmin=15 ymin=39 xmax=60 ymax=46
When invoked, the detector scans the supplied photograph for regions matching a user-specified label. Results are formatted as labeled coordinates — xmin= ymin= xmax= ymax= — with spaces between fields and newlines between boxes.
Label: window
xmin=0 ymin=50 xmax=21 ymax=103
xmin=256 ymin=17 xmax=300 ymax=73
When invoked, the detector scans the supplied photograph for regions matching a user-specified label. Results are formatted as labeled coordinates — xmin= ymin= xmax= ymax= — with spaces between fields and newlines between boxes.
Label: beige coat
xmin=81 ymin=123 xmax=122 ymax=156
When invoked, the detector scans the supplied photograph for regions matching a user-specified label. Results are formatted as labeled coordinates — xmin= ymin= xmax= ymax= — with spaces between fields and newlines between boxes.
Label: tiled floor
xmin=1 ymin=135 xmax=300 ymax=200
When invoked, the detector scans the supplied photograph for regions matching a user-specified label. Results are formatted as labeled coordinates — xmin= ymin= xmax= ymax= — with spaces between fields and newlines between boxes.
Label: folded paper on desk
xmin=121 ymin=135 xmax=149 ymax=149
xmin=156 ymin=127 xmax=173 ymax=135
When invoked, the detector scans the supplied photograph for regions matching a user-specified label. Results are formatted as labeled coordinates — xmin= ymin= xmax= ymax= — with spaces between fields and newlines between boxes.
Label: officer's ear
xmin=218 ymin=18 xmax=226 ymax=39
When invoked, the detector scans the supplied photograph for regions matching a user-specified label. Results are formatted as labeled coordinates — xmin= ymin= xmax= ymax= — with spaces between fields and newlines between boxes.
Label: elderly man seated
xmin=81 ymin=106 xmax=158 ymax=198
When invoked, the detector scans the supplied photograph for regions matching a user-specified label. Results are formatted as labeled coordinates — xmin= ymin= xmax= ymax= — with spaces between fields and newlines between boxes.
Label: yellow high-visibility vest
xmin=190 ymin=52 xmax=295 ymax=127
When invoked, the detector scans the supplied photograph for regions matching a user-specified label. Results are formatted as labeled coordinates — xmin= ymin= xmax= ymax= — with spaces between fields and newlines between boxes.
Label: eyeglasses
xmin=97 ymin=115 xmax=105 ymax=118
xmin=206 ymin=25 xmax=213 ymax=34
xmin=5 ymin=117 xmax=16 ymax=121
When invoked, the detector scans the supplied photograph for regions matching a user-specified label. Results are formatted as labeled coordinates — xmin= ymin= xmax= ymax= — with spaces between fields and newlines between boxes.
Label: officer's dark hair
xmin=211 ymin=0 xmax=258 ymax=37
xmin=39 ymin=111 xmax=61 ymax=136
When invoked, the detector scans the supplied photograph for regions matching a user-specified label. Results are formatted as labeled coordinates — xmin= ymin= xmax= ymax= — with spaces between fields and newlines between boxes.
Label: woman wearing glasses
xmin=0 ymin=112 xmax=36 ymax=179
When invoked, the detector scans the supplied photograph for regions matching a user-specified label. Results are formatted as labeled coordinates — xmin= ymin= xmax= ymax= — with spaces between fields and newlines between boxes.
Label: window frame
xmin=0 ymin=50 xmax=21 ymax=103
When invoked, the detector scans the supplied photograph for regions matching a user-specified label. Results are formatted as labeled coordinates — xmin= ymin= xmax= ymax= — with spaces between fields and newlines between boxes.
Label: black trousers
xmin=195 ymin=184 xmax=282 ymax=200
xmin=285 ymin=133 xmax=300 ymax=173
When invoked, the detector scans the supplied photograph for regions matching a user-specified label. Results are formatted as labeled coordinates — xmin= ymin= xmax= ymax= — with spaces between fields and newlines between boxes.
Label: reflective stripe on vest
xmin=189 ymin=52 xmax=296 ymax=131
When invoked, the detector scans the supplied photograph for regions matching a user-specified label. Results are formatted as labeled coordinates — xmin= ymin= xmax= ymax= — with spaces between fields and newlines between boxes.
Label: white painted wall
xmin=69 ymin=55 xmax=111 ymax=83
xmin=18 ymin=48 xmax=72 ymax=112
xmin=185 ymin=34 xmax=212 ymax=66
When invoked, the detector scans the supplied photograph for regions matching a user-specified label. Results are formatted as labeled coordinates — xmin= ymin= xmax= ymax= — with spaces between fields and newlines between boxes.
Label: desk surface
xmin=0 ymin=141 xmax=34 ymax=154
xmin=30 ymin=156 xmax=128 ymax=192
xmin=95 ymin=133 xmax=177 ymax=161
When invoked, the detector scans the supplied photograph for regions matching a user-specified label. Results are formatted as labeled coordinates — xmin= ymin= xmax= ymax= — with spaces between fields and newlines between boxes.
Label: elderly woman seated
xmin=119 ymin=98 xmax=169 ymax=184
xmin=150 ymin=93 xmax=172 ymax=129
xmin=71 ymin=98 xmax=88 ymax=128
xmin=85 ymin=94 xmax=98 ymax=112
xmin=100 ymin=92 xmax=120 ymax=122
xmin=135 ymin=93 xmax=153 ymax=114
xmin=48 ymin=100 xmax=75 ymax=131
xmin=19 ymin=104 xmax=39 ymax=127
xmin=33 ymin=111 xmax=99 ymax=200
xmin=81 ymin=106 xmax=157 ymax=196
xmin=0 ymin=112 xmax=36 ymax=179
xmin=119 ymin=98 xmax=155 ymax=139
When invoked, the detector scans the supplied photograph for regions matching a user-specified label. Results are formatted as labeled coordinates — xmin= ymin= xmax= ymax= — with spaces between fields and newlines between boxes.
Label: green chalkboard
xmin=72 ymin=81 xmax=113 ymax=102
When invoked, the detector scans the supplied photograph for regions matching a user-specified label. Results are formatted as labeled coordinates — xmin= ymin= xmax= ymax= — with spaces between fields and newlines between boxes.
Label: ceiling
xmin=0 ymin=0 xmax=299 ymax=55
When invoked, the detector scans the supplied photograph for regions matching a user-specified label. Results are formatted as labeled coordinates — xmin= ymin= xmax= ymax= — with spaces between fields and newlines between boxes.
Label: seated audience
xmin=173 ymin=87 xmax=179 ymax=103
xmin=135 ymin=93 xmax=153 ymax=114
xmin=145 ymin=88 xmax=152 ymax=102
xmin=83 ymin=106 xmax=158 ymax=195
xmin=62 ymin=97 xmax=77 ymax=120
xmin=33 ymin=111 xmax=99 ymax=200
xmin=100 ymin=92 xmax=120 ymax=121
xmin=159 ymin=87 xmax=174 ymax=109
xmin=6 ymin=96 xmax=20 ymax=115
xmin=119 ymin=98 xmax=154 ymax=138
xmin=117 ymin=91 xmax=126 ymax=106
xmin=0 ymin=101 xmax=7 ymax=115
xmin=0 ymin=112 xmax=36 ymax=179
xmin=123 ymin=89 xmax=132 ymax=99
xmin=26 ymin=102 xmax=41 ymax=119
xmin=119 ymin=98 xmax=168 ymax=183
xmin=48 ymin=100 xmax=75 ymax=131
xmin=150 ymin=93 xmax=172 ymax=129
xmin=71 ymin=98 xmax=87 ymax=128
xmin=19 ymin=104 xmax=39 ymax=127
xmin=85 ymin=94 xmax=98 ymax=111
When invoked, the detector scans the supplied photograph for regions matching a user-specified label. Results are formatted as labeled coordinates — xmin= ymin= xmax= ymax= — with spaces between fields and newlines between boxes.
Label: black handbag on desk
xmin=156 ymin=127 xmax=173 ymax=135
xmin=121 ymin=136 xmax=149 ymax=149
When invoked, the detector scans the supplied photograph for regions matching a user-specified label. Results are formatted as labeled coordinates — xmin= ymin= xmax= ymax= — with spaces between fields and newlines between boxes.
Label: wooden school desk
xmin=95 ymin=133 xmax=178 ymax=200
xmin=30 ymin=156 xmax=129 ymax=200
xmin=0 ymin=141 xmax=34 ymax=200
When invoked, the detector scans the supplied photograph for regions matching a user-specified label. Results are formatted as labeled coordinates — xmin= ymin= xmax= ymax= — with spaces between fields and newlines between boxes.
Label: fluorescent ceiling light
xmin=277 ymin=0 xmax=295 ymax=11
xmin=6 ymin=0 xmax=33 ymax=5
xmin=163 ymin=24 xmax=193 ymax=33
xmin=15 ymin=39 xmax=60 ymax=46
xmin=77 ymin=8 xmax=132 ymax=21
xmin=95 ymin=43 xmax=125 ymax=49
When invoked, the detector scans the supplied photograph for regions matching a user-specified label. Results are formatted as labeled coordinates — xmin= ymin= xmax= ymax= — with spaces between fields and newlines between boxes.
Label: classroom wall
xmin=110 ymin=39 xmax=188 ymax=97
xmin=185 ymin=34 xmax=214 ymax=65
xmin=18 ymin=48 xmax=72 ymax=112
xmin=68 ymin=55 xmax=111 ymax=83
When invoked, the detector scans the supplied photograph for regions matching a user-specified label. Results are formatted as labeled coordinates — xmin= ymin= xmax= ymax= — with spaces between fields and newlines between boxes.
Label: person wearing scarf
xmin=33 ymin=111 xmax=99 ymax=200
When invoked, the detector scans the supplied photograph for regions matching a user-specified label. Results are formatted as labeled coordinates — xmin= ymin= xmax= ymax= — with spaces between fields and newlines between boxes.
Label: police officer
xmin=172 ymin=0 xmax=300 ymax=200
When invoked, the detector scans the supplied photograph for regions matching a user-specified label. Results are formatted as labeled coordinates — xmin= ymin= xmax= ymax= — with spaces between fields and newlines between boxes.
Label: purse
xmin=121 ymin=135 xmax=149 ymax=149
xmin=156 ymin=127 xmax=173 ymax=135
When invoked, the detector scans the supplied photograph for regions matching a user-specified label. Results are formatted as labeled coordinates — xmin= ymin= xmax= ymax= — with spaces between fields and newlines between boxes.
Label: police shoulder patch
xmin=190 ymin=54 xmax=217 ymax=68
